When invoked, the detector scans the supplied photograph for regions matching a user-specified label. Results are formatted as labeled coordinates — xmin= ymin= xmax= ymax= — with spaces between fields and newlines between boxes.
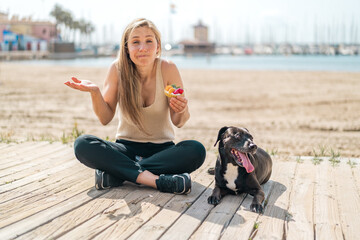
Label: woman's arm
xmin=162 ymin=60 xmax=190 ymax=128
xmin=64 ymin=62 xmax=119 ymax=125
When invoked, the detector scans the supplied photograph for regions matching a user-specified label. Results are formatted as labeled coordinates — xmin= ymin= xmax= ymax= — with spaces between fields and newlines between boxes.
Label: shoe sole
xmin=95 ymin=170 xmax=110 ymax=190
xmin=174 ymin=173 xmax=191 ymax=195
xmin=184 ymin=173 xmax=191 ymax=194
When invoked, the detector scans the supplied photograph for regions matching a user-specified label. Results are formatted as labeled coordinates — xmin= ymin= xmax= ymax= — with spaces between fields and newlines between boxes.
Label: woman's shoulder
xmin=160 ymin=58 xmax=179 ymax=75
xmin=104 ymin=60 xmax=120 ymax=83
xmin=111 ymin=59 xmax=120 ymax=71
xmin=159 ymin=58 xmax=181 ymax=85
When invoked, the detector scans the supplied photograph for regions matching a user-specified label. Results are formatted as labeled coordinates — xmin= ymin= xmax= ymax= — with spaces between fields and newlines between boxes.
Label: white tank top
xmin=115 ymin=58 xmax=175 ymax=143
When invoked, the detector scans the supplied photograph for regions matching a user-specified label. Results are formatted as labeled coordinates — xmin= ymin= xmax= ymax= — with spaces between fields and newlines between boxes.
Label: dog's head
xmin=214 ymin=126 xmax=257 ymax=173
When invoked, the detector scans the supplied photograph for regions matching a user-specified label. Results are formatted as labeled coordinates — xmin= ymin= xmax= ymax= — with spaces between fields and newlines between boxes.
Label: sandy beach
xmin=1 ymin=62 xmax=359 ymax=158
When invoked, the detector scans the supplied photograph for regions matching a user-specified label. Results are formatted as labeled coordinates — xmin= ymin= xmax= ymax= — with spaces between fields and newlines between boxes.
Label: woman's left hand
xmin=169 ymin=96 xmax=188 ymax=113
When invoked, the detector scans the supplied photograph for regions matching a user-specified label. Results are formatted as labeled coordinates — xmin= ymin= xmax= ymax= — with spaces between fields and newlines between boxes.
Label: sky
xmin=1 ymin=0 xmax=360 ymax=45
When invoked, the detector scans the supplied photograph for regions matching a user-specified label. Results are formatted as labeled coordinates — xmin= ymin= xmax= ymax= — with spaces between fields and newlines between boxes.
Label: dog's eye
xmin=243 ymin=133 xmax=253 ymax=140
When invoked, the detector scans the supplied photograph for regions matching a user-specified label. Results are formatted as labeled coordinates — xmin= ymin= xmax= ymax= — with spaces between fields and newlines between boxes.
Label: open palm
xmin=64 ymin=77 xmax=99 ymax=92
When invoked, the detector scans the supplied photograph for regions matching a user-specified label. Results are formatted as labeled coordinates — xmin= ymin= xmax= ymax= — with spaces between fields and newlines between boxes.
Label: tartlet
xmin=164 ymin=84 xmax=184 ymax=98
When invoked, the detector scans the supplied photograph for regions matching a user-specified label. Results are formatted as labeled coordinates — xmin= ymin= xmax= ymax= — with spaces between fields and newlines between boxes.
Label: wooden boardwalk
xmin=0 ymin=142 xmax=359 ymax=240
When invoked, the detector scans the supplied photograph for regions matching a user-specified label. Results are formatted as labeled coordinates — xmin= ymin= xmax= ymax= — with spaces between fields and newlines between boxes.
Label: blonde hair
xmin=117 ymin=18 xmax=162 ymax=133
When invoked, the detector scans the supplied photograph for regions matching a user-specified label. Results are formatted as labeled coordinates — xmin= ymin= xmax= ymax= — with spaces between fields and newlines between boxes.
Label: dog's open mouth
xmin=231 ymin=149 xmax=255 ymax=173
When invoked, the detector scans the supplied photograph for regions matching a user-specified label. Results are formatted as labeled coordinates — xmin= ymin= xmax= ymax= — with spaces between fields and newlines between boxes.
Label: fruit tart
xmin=164 ymin=84 xmax=184 ymax=98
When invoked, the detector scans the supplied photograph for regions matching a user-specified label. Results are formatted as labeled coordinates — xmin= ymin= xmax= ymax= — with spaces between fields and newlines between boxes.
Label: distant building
xmin=0 ymin=12 xmax=57 ymax=51
xmin=179 ymin=20 xmax=215 ymax=55
xmin=194 ymin=20 xmax=208 ymax=42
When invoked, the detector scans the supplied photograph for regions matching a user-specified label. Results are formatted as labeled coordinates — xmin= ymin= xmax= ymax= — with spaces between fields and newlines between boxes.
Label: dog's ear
xmin=214 ymin=126 xmax=228 ymax=147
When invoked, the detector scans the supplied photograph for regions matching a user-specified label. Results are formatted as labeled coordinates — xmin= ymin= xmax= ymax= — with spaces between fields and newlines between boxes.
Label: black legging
xmin=74 ymin=134 xmax=206 ymax=183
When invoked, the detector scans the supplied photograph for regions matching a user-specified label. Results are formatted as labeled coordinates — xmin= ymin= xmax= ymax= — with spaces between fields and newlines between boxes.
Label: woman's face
xmin=127 ymin=26 xmax=159 ymax=67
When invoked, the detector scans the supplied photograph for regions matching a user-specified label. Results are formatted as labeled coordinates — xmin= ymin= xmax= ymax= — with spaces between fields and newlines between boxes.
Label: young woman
xmin=64 ymin=18 xmax=206 ymax=194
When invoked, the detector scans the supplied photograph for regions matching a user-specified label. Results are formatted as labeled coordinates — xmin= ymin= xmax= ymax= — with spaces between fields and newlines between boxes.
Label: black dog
xmin=207 ymin=126 xmax=272 ymax=213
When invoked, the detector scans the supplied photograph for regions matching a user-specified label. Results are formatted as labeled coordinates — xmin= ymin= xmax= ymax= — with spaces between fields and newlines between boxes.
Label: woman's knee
xmin=73 ymin=134 xmax=98 ymax=164
xmin=74 ymin=135 xmax=91 ymax=154
xmin=179 ymin=140 xmax=206 ymax=167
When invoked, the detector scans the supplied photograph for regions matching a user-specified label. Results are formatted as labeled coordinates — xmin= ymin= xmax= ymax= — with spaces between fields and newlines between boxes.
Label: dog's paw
xmin=208 ymin=195 xmax=221 ymax=205
xmin=250 ymin=203 xmax=264 ymax=213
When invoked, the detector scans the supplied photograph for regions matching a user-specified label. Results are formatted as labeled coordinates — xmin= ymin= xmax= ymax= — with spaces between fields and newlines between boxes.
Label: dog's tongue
xmin=239 ymin=152 xmax=255 ymax=173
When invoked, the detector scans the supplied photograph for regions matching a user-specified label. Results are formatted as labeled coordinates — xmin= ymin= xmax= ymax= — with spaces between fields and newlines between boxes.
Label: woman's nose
xmin=139 ymin=43 xmax=146 ymax=52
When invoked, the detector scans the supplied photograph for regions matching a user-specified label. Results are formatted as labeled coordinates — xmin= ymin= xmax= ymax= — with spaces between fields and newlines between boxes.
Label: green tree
xmin=78 ymin=19 xmax=95 ymax=44
xmin=62 ymin=11 xmax=74 ymax=41
xmin=49 ymin=4 xmax=64 ymax=38
xmin=50 ymin=4 xmax=95 ymax=43
xmin=71 ymin=20 xmax=80 ymax=43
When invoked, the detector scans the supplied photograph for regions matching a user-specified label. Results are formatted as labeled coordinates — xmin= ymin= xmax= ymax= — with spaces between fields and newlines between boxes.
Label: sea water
xmin=7 ymin=55 xmax=360 ymax=72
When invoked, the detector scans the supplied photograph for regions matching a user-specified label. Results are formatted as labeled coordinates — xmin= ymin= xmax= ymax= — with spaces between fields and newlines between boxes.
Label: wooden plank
xmin=313 ymin=161 xmax=343 ymax=240
xmin=0 ymin=159 xmax=92 ymax=204
xmin=283 ymin=161 xmax=316 ymax=239
xmin=220 ymin=180 xmax=274 ymax=240
xmin=159 ymin=183 xmax=216 ymax=240
xmin=0 ymin=143 xmax=14 ymax=151
xmin=189 ymin=194 xmax=245 ymax=240
xmin=0 ymin=142 xmax=35 ymax=157
xmin=0 ymin=143 xmax=21 ymax=153
xmin=0 ymin=159 xmax=76 ymax=193
xmin=0 ymin=173 xmax=94 ymax=227
xmin=0 ymin=147 xmax=73 ymax=185
xmin=188 ymin=150 xmax=249 ymax=240
xmin=0 ymin=143 xmax=71 ymax=178
xmin=126 ymin=156 xmax=215 ymax=240
xmin=3 ymin=140 xmax=357 ymax=240
xmin=92 ymin=151 xmax=217 ymax=240
xmin=0 ymin=141 xmax=50 ymax=163
xmin=16 ymin=185 xmax=135 ymax=240
xmin=334 ymin=160 xmax=360 ymax=240
xmin=249 ymin=160 xmax=297 ymax=240
xmin=350 ymin=161 xmax=360 ymax=194
xmin=0 ymin=187 xmax=108 ymax=239
xmin=0 ymin=142 xmax=66 ymax=171
xmin=57 ymin=187 xmax=173 ymax=240
xmin=0 ymin=162 xmax=92 ymax=214
xmin=180 ymin=152 xmax=269 ymax=240
xmin=220 ymin=160 xmax=293 ymax=240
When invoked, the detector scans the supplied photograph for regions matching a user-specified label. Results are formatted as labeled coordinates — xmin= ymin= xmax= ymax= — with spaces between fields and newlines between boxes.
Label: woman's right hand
xmin=64 ymin=77 xmax=99 ymax=93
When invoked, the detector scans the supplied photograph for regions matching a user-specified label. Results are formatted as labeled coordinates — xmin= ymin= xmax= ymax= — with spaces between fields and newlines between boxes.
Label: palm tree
xmin=50 ymin=4 xmax=95 ymax=44
xmin=62 ymin=11 xmax=74 ymax=41
xmin=78 ymin=19 xmax=87 ymax=43
xmin=78 ymin=19 xmax=95 ymax=44
xmin=71 ymin=20 xmax=80 ymax=43
xmin=50 ymin=4 xmax=74 ymax=41
xmin=84 ymin=22 xmax=95 ymax=44
xmin=50 ymin=4 xmax=64 ymax=39
xmin=50 ymin=4 xmax=63 ymax=24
